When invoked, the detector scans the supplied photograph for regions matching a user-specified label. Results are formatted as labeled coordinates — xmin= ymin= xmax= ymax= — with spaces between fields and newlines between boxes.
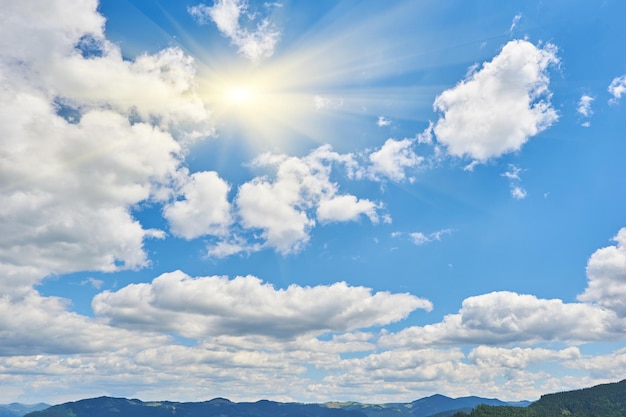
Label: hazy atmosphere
xmin=1 ymin=0 xmax=626 ymax=405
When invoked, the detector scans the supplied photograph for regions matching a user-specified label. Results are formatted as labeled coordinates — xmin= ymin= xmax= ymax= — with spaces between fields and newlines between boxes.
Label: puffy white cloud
xmin=433 ymin=40 xmax=559 ymax=161
xmin=0 ymin=0 xmax=214 ymax=285
xmin=0 ymin=104 xmax=175 ymax=274
xmin=234 ymin=146 xmax=378 ymax=254
xmin=608 ymin=75 xmax=626 ymax=104
xmin=189 ymin=0 xmax=280 ymax=62
xmin=164 ymin=171 xmax=232 ymax=239
xmin=379 ymin=291 xmax=620 ymax=348
xmin=93 ymin=270 xmax=432 ymax=340
xmin=578 ymin=228 xmax=626 ymax=316
xmin=368 ymin=138 xmax=423 ymax=182
xmin=317 ymin=195 xmax=379 ymax=224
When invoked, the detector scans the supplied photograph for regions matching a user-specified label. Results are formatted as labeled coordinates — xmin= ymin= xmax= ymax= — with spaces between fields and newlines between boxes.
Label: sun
xmin=227 ymin=86 xmax=256 ymax=104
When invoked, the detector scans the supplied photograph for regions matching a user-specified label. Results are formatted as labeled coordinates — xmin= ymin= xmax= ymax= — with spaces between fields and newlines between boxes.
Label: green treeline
xmin=453 ymin=379 xmax=626 ymax=417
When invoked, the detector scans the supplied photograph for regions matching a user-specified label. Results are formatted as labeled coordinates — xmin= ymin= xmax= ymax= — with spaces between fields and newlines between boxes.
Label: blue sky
xmin=1 ymin=0 xmax=626 ymax=405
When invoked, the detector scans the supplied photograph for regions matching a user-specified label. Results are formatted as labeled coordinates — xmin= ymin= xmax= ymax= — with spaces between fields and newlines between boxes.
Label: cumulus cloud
xmin=578 ymin=228 xmax=626 ymax=316
xmin=433 ymin=40 xmax=559 ymax=161
xmin=379 ymin=291 xmax=620 ymax=348
xmin=163 ymin=171 xmax=232 ymax=239
xmin=93 ymin=270 xmax=432 ymax=340
xmin=234 ymin=145 xmax=378 ymax=254
xmin=608 ymin=75 xmax=626 ymax=104
xmin=0 ymin=0 xmax=213 ymax=284
xmin=189 ymin=0 xmax=280 ymax=62
xmin=368 ymin=138 xmax=423 ymax=182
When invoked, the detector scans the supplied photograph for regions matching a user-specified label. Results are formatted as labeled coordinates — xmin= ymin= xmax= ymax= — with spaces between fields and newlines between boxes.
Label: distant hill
xmin=0 ymin=404 xmax=50 ymax=417
xmin=453 ymin=379 xmax=626 ymax=417
xmin=326 ymin=394 xmax=528 ymax=417
xmin=23 ymin=394 xmax=526 ymax=417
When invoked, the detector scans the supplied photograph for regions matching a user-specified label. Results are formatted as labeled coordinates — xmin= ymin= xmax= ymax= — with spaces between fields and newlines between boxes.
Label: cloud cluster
xmin=211 ymin=146 xmax=379 ymax=255
xmin=0 ymin=0 xmax=213 ymax=288
xmin=189 ymin=0 xmax=280 ymax=61
xmin=433 ymin=40 xmax=559 ymax=162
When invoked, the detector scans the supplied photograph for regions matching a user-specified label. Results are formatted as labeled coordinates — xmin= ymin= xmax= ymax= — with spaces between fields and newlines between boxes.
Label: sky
xmin=1 ymin=0 xmax=626 ymax=406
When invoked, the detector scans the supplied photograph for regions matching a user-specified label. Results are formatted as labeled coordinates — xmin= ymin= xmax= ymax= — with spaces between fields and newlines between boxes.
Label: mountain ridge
xmin=24 ymin=379 xmax=626 ymax=417
xmin=22 ymin=393 xmax=528 ymax=417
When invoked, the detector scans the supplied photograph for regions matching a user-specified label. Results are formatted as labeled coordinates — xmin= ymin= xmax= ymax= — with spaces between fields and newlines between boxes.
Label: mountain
xmin=0 ymin=404 xmax=50 ymax=417
xmin=325 ymin=394 xmax=528 ymax=417
xmin=24 ymin=397 xmax=369 ymax=417
xmin=23 ymin=394 xmax=527 ymax=417
xmin=453 ymin=379 xmax=626 ymax=417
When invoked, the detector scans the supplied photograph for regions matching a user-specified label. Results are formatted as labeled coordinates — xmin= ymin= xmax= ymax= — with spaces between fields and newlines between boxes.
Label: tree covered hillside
xmin=453 ymin=379 xmax=626 ymax=417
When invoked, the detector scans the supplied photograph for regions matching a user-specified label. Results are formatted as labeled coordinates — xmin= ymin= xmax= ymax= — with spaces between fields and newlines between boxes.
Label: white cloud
xmin=234 ymin=146 xmax=378 ymax=254
xmin=379 ymin=291 xmax=620 ymax=348
xmin=189 ymin=0 xmax=280 ymax=62
xmin=0 ymin=291 xmax=167 ymax=356
xmin=608 ymin=75 xmax=626 ymax=104
xmin=502 ymin=164 xmax=527 ymax=199
xmin=433 ymin=40 xmax=559 ymax=161
xmin=93 ymin=270 xmax=432 ymax=340
xmin=416 ymin=122 xmax=434 ymax=145
xmin=577 ymin=94 xmax=594 ymax=118
xmin=317 ymin=195 xmax=379 ymax=224
xmin=0 ymin=0 xmax=213 ymax=283
xmin=510 ymin=186 xmax=527 ymax=200
xmin=578 ymin=228 xmax=626 ymax=316
xmin=501 ymin=164 xmax=522 ymax=181
xmin=368 ymin=138 xmax=423 ymax=182
xmin=80 ymin=277 xmax=104 ymax=290
xmin=313 ymin=95 xmax=344 ymax=110
xmin=468 ymin=346 xmax=580 ymax=369
xmin=509 ymin=13 xmax=522 ymax=33
xmin=377 ymin=116 xmax=391 ymax=127
xmin=393 ymin=229 xmax=451 ymax=246
xmin=566 ymin=348 xmax=626 ymax=380
xmin=163 ymin=171 xmax=232 ymax=239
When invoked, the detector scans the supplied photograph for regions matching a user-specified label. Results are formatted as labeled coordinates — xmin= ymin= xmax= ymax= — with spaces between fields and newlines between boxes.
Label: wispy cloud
xmin=608 ymin=75 xmax=626 ymax=104
xmin=502 ymin=164 xmax=527 ymax=199
xmin=392 ymin=229 xmax=452 ymax=245
xmin=509 ymin=13 xmax=522 ymax=33
xmin=377 ymin=116 xmax=391 ymax=127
